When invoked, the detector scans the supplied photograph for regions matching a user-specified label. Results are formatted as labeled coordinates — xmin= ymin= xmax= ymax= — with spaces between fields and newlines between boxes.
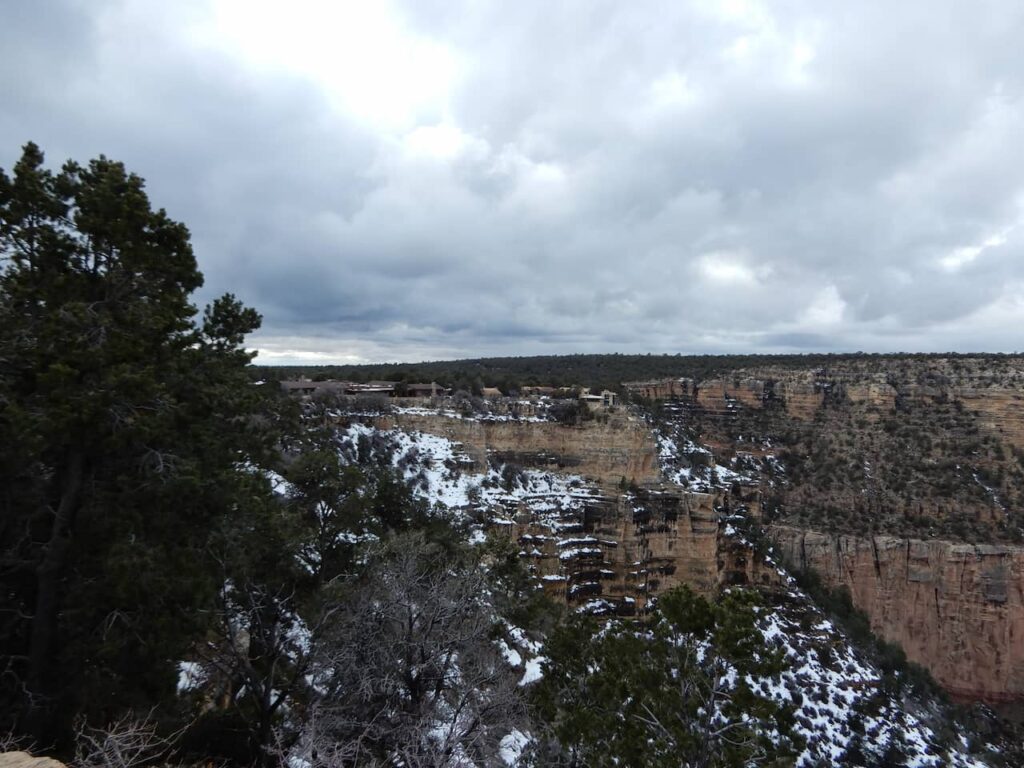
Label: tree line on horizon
xmin=258 ymin=350 xmax=1021 ymax=396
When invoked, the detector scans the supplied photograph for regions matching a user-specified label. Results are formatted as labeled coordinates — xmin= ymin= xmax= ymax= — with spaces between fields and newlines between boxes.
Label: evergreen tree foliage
xmin=183 ymin=403 xmax=453 ymax=765
xmin=0 ymin=143 xmax=274 ymax=746
xmin=531 ymin=587 xmax=801 ymax=767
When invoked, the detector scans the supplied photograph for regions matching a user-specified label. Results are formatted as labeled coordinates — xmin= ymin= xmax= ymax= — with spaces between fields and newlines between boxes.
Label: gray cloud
xmin=3 ymin=0 xmax=1024 ymax=363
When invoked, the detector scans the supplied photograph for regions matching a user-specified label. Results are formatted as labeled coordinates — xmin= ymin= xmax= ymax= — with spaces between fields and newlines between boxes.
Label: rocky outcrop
xmin=623 ymin=378 xmax=693 ymax=400
xmin=376 ymin=408 xmax=786 ymax=615
xmin=377 ymin=411 xmax=660 ymax=486
xmin=775 ymin=380 xmax=825 ymax=420
xmin=373 ymin=366 xmax=1024 ymax=708
xmin=522 ymin=489 xmax=721 ymax=612
xmin=695 ymin=378 xmax=767 ymax=410
xmin=619 ymin=362 xmax=1024 ymax=705
xmin=516 ymin=487 xmax=781 ymax=614
xmin=846 ymin=379 xmax=897 ymax=417
xmin=769 ymin=525 xmax=1024 ymax=704
xmin=956 ymin=387 xmax=1024 ymax=451
xmin=0 ymin=754 xmax=65 ymax=768
xmin=626 ymin=373 xmax=880 ymax=421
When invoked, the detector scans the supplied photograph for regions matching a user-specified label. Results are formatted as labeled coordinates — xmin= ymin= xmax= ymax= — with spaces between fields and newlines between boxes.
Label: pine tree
xmin=532 ymin=587 xmax=801 ymax=767
xmin=0 ymin=143 xmax=276 ymax=747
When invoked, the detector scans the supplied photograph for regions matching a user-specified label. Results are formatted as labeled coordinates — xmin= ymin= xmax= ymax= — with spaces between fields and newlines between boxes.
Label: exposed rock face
xmin=0 ymin=754 xmax=65 ymax=768
xmin=695 ymin=378 xmax=767 ymax=410
xmin=514 ymin=487 xmax=781 ymax=614
xmin=522 ymin=489 xmax=721 ymax=612
xmin=770 ymin=525 xmax=1024 ymax=704
xmin=624 ymin=374 xmax=873 ymax=422
xmin=699 ymin=372 xmax=899 ymax=422
xmin=372 ymin=408 xmax=780 ymax=614
xmin=956 ymin=387 xmax=1024 ymax=451
xmin=623 ymin=378 xmax=693 ymax=400
xmin=623 ymin=360 xmax=1024 ymax=705
xmin=847 ymin=379 xmax=898 ymax=413
xmin=376 ymin=411 xmax=660 ymax=486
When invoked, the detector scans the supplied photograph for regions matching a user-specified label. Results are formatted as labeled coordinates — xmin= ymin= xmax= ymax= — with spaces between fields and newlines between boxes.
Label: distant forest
xmin=256 ymin=351 xmax=1016 ymax=394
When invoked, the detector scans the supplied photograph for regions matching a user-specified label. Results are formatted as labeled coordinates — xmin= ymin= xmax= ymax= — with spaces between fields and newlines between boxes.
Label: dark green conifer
xmin=0 ymin=143 xmax=275 ymax=747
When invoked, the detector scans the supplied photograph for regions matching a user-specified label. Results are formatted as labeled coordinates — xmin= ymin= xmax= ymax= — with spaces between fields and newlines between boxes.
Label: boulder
xmin=0 ymin=753 xmax=66 ymax=768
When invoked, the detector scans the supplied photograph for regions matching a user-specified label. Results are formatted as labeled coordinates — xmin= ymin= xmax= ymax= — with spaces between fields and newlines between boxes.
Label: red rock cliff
xmin=769 ymin=525 xmax=1024 ymax=704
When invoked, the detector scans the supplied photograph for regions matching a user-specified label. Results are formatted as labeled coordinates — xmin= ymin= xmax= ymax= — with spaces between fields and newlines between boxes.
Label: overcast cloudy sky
xmin=2 ymin=1 xmax=1023 ymax=363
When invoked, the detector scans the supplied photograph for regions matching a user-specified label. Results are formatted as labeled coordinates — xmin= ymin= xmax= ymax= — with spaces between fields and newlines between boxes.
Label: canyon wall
xmin=377 ymin=410 xmax=782 ymax=613
xmin=626 ymin=368 xmax=1024 ymax=436
xmin=955 ymin=387 xmax=1024 ymax=451
xmin=521 ymin=490 xmax=721 ymax=612
xmin=770 ymin=525 xmax=1024 ymax=704
xmin=377 ymin=411 xmax=660 ymax=486
xmin=512 ymin=488 xmax=780 ymax=613
xmin=374 ymin=365 xmax=1024 ymax=706
xmin=626 ymin=363 xmax=1024 ymax=705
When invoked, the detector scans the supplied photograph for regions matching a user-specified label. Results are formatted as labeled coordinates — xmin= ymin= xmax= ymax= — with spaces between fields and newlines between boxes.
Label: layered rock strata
xmin=376 ymin=411 xmax=660 ymax=486
xmin=514 ymin=487 xmax=780 ymax=614
xmin=374 ymin=411 xmax=778 ymax=613
xmin=956 ymin=387 xmax=1024 ymax=450
xmin=770 ymin=525 xmax=1024 ymax=704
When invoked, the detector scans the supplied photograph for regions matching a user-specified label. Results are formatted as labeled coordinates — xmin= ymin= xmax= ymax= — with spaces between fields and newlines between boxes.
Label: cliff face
xmin=955 ymin=387 xmax=1024 ymax=451
xmin=624 ymin=358 xmax=1024 ymax=705
xmin=368 ymin=359 xmax=1024 ymax=706
xmin=376 ymin=411 xmax=660 ymax=486
xmin=512 ymin=487 xmax=780 ymax=613
xmin=632 ymin=363 xmax=1024 ymax=537
xmin=625 ymin=374 xmax=895 ymax=421
xmin=369 ymin=409 xmax=779 ymax=614
xmin=770 ymin=525 xmax=1024 ymax=704
xmin=521 ymin=490 xmax=721 ymax=612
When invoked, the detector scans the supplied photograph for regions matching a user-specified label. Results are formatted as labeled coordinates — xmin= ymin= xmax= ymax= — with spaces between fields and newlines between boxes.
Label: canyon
xmin=364 ymin=356 xmax=1024 ymax=707
xmin=373 ymin=409 xmax=778 ymax=611
xmin=627 ymin=357 xmax=1024 ymax=707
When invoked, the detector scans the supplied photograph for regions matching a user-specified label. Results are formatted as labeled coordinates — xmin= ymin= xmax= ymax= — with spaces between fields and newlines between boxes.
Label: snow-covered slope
xmin=654 ymin=399 xmax=786 ymax=492
xmin=748 ymin=588 xmax=989 ymax=767
xmin=336 ymin=420 xmax=603 ymax=528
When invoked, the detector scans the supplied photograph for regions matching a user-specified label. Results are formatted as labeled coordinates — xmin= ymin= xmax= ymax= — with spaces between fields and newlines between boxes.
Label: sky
xmin=2 ymin=0 xmax=1023 ymax=364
